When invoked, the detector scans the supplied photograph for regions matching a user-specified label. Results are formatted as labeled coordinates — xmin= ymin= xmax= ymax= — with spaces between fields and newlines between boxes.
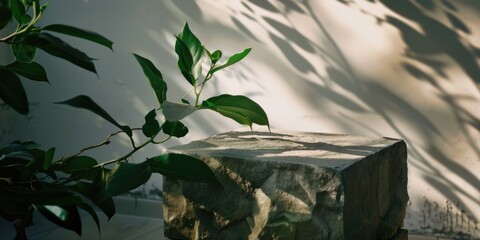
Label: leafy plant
xmin=0 ymin=1 xmax=269 ymax=239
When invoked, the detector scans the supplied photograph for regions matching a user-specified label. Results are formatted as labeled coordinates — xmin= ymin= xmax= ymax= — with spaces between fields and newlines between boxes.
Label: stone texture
xmin=163 ymin=129 xmax=408 ymax=240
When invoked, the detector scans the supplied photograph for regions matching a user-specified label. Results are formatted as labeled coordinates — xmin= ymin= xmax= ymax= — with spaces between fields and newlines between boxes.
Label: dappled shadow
xmin=380 ymin=0 xmax=480 ymax=89
xmin=171 ymin=0 xmax=480 ymax=235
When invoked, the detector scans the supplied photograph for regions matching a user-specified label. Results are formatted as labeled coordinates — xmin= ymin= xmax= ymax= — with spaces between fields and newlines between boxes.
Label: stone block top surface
xmin=169 ymin=128 xmax=402 ymax=171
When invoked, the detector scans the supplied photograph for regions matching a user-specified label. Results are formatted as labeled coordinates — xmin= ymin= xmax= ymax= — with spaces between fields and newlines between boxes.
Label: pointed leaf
xmin=8 ymin=0 xmax=25 ymax=23
xmin=200 ymin=94 xmax=269 ymax=129
xmin=0 ymin=68 xmax=28 ymax=114
xmin=6 ymin=61 xmax=48 ymax=82
xmin=147 ymin=153 xmax=218 ymax=184
xmin=177 ymin=23 xmax=206 ymax=80
xmin=0 ymin=141 xmax=39 ymax=161
xmin=52 ymin=156 xmax=97 ymax=174
xmin=24 ymin=32 xmax=97 ymax=74
xmin=91 ymin=168 xmax=116 ymax=219
xmin=142 ymin=109 xmax=160 ymax=138
xmin=70 ymin=167 xmax=100 ymax=181
xmin=27 ymin=147 xmax=54 ymax=171
xmin=210 ymin=48 xmax=251 ymax=74
xmin=0 ymin=5 xmax=12 ymax=29
xmin=163 ymin=121 xmax=188 ymax=138
xmin=72 ymin=180 xmax=115 ymax=219
xmin=39 ymin=2 xmax=47 ymax=12
xmin=18 ymin=13 xmax=31 ymax=27
xmin=133 ymin=54 xmax=167 ymax=106
xmin=208 ymin=49 xmax=222 ymax=65
xmin=43 ymin=24 xmax=114 ymax=50
xmin=78 ymin=203 xmax=101 ymax=235
xmin=181 ymin=98 xmax=190 ymax=105
xmin=162 ymin=101 xmax=197 ymax=121
xmin=103 ymin=163 xmax=152 ymax=199
xmin=11 ymin=40 xmax=37 ymax=63
xmin=175 ymin=36 xmax=195 ymax=85
xmin=2 ymin=185 xmax=84 ymax=206
xmin=36 ymin=205 xmax=82 ymax=236
xmin=55 ymin=95 xmax=132 ymax=136
xmin=96 ymin=197 xmax=115 ymax=220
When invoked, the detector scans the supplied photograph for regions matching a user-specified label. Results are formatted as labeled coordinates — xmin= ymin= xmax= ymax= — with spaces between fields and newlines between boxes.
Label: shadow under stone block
xmin=163 ymin=129 xmax=408 ymax=240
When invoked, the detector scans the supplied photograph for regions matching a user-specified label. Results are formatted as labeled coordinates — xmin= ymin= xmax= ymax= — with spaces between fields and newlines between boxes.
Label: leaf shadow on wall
xmin=171 ymin=0 xmax=480 ymax=230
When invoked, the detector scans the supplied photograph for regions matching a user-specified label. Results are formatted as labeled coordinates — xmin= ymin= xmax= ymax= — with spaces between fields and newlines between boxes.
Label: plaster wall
xmin=1 ymin=0 xmax=479 ymax=236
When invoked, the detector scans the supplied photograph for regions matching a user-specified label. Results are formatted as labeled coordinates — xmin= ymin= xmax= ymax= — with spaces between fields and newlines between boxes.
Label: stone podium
xmin=163 ymin=129 xmax=408 ymax=240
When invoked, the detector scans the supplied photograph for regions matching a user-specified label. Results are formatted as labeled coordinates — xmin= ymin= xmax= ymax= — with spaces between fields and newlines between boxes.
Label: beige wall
xmin=1 ymin=0 xmax=479 ymax=236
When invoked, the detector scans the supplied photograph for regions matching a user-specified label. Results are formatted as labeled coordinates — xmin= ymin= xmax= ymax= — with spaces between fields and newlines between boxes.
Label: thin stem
xmin=56 ymin=128 xmax=142 ymax=163
xmin=97 ymin=122 xmax=168 ymax=167
xmin=194 ymin=63 xmax=215 ymax=106
xmin=127 ymin=134 xmax=137 ymax=149
xmin=0 ymin=177 xmax=12 ymax=185
xmin=152 ymin=136 xmax=171 ymax=144
xmin=97 ymin=137 xmax=153 ymax=167
xmin=0 ymin=1 xmax=42 ymax=42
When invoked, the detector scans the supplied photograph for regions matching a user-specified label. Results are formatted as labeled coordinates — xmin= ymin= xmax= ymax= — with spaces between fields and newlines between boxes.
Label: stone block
xmin=163 ymin=129 xmax=408 ymax=240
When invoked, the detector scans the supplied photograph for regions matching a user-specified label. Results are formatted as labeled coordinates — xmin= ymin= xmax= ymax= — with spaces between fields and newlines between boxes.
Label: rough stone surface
xmin=163 ymin=129 xmax=408 ymax=240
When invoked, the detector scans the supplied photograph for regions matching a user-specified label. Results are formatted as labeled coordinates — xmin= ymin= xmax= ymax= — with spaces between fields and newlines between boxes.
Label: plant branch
xmin=0 ymin=1 xmax=42 ymax=42
xmin=0 ymin=177 xmax=13 ymax=185
xmin=57 ymin=128 xmax=142 ymax=162
xmin=194 ymin=63 xmax=215 ymax=106
xmin=97 ymin=138 xmax=153 ymax=167
xmin=97 ymin=122 xmax=168 ymax=167
xmin=152 ymin=135 xmax=171 ymax=145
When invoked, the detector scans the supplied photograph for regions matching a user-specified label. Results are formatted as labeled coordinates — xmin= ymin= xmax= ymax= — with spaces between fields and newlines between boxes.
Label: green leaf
xmin=52 ymin=156 xmax=97 ymax=174
xmin=147 ymin=153 xmax=218 ymax=184
xmin=162 ymin=101 xmax=197 ymax=121
xmin=67 ymin=183 xmax=101 ymax=232
xmin=102 ymin=163 xmax=152 ymax=200
xmin=43 ymin=24 xmax=114 ymax=50
xmin=208 ymin=49 xmax=222 ymax=65
xmin=18 ymin=14 xmax=31 ymax=27
xmin=56 ymin=95 xmax=132 ymax=137
xmin=0 ymin=5 xmax=12 ymax=29
xmin=177 ymin=23 xmax=206 ymax=80
xmin=5 ymin=61 xmax=48 ymax=82
xmin=24 ymin=32 xmax=97 ymax=74
xmin=21 ymin=0 xmax=33 ymax=7
xmin=200 ymin=94 xmax=269 ymax=129
xmin=8 ymin=0 xmax=25 ymax=23
xmin=0 ymin=141 xmax=39 ymax=161
xmin=2 ymin=185 xmax=84 ymax=206
xmin=11 ymin=40 xmax=37 ymax=63
xmin=96 ymin=197 xmax=115 ymax=220
xmin=163 ymin=121 xmax=188 ymax=138
xmin=70 ymin=167 xmax=100 ymax=181
xmin=71 ymin=181 xmax=115 ymax=220
xmin=78 ymin=203 xmax=101 ymax=235
xmin=133 ymin=54 xmax=167 ymax=106
xmin=27 ymin=147 xmax=54 ymax=171
xmin=36 ymin=205 xmax=82 ymax=236
xmin=181 ymin=98 xmax=190 ymax=105
xmin=0 ymin=68 xmax=29 ymax=114
xmin=91 ymin=168 xmax=116 ymax=219
xmin=39 ymin=2 xmax=47 ymax=12
xmin=0 ymin=195 xmax=31 ymax=221
xmin=142 ymin=109 xmax=160 ymax=138
xmin=175 ymin=36 xmax=195 ymax=85
xmin=210 ymin=48 xmax=251 ymax=75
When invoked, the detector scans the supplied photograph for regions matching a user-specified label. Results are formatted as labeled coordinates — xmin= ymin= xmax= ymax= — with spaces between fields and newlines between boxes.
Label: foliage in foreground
xmin=0 ymin=0 xmax=269 ymax=239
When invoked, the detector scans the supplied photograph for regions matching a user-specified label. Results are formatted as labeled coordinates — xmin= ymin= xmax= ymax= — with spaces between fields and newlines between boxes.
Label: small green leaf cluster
xmin=161 ymin=23 xmax=269 ymax=130
xmin=0 ymin=0 xmax=113 ymax=115
xmin=0 ymin=2 xmax=270 ymax=238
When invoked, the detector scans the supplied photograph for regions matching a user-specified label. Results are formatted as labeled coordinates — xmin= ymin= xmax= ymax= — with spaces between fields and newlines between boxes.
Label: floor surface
xmin=0 ymin=197 xmax=457 ymax=240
